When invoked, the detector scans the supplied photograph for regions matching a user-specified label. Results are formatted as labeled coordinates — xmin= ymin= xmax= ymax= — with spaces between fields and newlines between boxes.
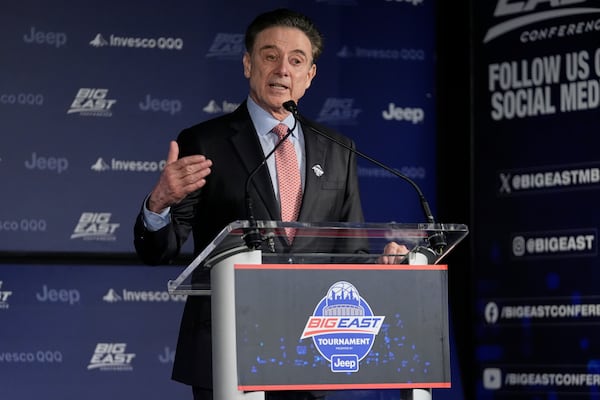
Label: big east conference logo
xmin=300 ymin=281 xmax=384 ymax=373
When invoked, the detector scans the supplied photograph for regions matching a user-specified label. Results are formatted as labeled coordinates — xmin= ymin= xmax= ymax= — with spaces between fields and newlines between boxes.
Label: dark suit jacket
xmin=134 ymin=102 xmax=365 ymax=387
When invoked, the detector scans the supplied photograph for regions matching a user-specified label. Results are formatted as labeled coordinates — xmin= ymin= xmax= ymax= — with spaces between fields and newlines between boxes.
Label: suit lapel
xmin=228 ymin=105 xmax=280 ymax=221
xmin=298 ymin=122 xmax=327 ymax=222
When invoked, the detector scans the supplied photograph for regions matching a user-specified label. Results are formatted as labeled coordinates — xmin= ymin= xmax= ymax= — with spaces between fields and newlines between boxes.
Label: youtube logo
xmin=483 ymin=368 xmax=502 ymax=390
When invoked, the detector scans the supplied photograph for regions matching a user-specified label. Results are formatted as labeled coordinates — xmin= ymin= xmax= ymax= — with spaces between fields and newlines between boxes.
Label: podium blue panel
xmin=235 ymin=265 xmax=450 ymax=390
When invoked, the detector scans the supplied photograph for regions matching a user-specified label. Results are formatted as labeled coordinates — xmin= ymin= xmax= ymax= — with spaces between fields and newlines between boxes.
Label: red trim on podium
xmin=239 ymin=382 xmax=451 ymax=391
xmin=235 ymin=264 xmax=448 ymax=271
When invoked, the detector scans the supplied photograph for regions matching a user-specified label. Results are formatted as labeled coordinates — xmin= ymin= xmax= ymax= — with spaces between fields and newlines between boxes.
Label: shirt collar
xmin=247 ymin=96 xmax=296 ymax=138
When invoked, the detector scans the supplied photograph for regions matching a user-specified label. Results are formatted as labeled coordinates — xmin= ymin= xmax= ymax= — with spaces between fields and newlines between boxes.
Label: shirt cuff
xmin=142 ymin=194 xmax=171 ymax=232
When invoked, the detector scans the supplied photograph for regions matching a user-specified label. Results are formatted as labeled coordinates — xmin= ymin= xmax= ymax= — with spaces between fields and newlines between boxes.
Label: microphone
xmin=282 ymin=100 xmax=447 ymax=257
xmin=243 ymin=118 xmax=297 ymax=250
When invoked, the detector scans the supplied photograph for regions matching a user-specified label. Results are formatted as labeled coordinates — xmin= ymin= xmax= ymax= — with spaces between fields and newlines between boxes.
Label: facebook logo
xmin=483 ymin=368 xmax=502 ymax=390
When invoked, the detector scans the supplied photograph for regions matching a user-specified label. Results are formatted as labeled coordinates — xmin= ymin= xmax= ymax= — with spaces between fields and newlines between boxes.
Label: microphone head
xmin=283 ymin=100 xmax=298 ymax=114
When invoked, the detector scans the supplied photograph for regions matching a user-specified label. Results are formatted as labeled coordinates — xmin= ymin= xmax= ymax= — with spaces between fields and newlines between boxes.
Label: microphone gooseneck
xmin=282 ymin=100 xmax=447 ymax=255
xmin=243 ymin=116 xmax=297 ymax=250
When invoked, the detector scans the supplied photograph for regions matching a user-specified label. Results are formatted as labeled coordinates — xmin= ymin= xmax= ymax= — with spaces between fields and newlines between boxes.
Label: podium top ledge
xmin=167 ymin=220 xmax=468 ymax=294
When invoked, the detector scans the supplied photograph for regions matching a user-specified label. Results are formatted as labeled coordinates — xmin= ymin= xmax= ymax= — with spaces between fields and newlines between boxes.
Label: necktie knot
xmin=272 ymin=123 xmax=289 ymax=140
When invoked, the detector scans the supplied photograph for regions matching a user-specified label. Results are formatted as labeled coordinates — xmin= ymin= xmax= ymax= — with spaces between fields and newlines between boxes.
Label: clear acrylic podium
xmin=168 ymin=220 xmax=468 ymax=400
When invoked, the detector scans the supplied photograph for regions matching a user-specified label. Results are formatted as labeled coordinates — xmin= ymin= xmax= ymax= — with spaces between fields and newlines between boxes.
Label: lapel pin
xmin=312 ymin=164 xmax=324 ymax=177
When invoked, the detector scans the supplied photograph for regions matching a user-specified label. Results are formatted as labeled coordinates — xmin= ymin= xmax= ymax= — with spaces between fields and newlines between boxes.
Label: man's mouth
xmin=269 ymin=83 xmax=289 ymax=90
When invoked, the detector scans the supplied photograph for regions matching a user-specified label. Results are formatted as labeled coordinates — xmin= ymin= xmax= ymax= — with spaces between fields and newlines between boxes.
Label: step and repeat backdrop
xmin=0 ymin=264 xmax=190 ymax=399
xmin=0 ymin=0 xmax=436 ymax=255
xmin=0 ymin=1 xmax=463 ymax=400
xmin=472 ymin=1 xmax=600 ymax=399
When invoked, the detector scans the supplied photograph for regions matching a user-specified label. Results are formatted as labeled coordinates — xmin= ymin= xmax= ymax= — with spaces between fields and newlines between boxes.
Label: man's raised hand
xmin=147 ymin=141 xmax=212 ymax=213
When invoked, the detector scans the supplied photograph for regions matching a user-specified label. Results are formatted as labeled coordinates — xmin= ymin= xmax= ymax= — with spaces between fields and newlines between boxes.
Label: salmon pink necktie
xmin=272 ymin=123 xmax=302 ymax=242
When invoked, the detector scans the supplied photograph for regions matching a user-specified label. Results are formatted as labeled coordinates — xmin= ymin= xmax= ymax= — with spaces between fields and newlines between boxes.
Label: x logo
xmin=499 ymin=173 xmax=511 ymax=194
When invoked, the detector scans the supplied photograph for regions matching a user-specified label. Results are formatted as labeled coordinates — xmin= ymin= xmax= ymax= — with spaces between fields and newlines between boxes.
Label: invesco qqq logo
xmin=300 ymin=281 xmax=384 ymax=373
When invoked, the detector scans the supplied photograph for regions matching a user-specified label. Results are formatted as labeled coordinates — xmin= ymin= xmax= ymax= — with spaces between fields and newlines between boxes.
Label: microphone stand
xmin=243 ymin=118 xmax=297 ymax=250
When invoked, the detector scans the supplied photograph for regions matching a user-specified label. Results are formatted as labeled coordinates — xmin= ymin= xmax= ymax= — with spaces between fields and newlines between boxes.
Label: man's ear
xmin=306 ymin=63 xmax=317 ymax=89
xmin=243 ymin=52 xmax=251 ymax=78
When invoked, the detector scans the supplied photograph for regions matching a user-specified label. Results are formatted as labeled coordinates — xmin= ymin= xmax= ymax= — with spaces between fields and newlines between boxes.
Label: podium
xmin=168 ymin=220 xmax=468 ymax=400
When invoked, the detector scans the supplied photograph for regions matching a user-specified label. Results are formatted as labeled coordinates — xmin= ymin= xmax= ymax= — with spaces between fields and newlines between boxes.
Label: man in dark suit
xmin=134 ymin=8 xmax=406 ymax=400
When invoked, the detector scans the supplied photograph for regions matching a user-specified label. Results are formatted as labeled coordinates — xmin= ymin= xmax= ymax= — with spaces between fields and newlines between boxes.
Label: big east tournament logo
xmin=300 ymin=281 xmax=384 ymax=373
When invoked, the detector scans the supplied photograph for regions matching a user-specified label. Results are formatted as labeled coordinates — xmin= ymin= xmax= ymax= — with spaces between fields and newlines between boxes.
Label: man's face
xmin=243 ymin=26 xmax=317 ymax=120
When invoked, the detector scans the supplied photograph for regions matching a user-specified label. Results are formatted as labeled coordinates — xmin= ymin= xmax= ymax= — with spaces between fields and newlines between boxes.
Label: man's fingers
xmin=380 ymin=242 xmax=409 ymax=264
xmin=166 ymin=140 xmax=179 ymax=164
xmin=171 ymin=157 xmax=212 ymax=179
xmin=178 ymin=165 xmax=212 ymax=186
xmin=165 ymin=157 xmax=212 ymax=195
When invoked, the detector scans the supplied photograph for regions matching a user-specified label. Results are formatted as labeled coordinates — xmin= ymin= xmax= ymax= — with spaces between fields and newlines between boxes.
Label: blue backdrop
xmin=0 ymin=0 xmax=437 ymax=254
xmin=0 ymin=1 xmax=458 ymax=399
